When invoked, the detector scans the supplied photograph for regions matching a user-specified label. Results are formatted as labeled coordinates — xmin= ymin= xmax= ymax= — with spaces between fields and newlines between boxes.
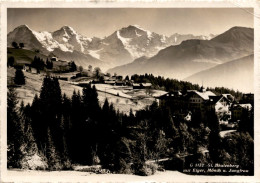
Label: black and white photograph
xmin=1 ymin=1 xmax=260 ymax=182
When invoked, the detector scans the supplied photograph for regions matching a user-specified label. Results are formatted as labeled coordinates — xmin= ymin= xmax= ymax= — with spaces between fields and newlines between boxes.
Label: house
xmin=22 ymin=64 xmax=38 ymax=74
xmin=141 ymin=83 xmax=152 ymax=88
xmin=77 ymin=81 xmax=91 ymax=87
xmin=156 ymin=91 xmax=182 ymax=99
xmin=58 ymin=76 xmax=69 ymax=81
xmin=133 ymin=83 xmax=141 ymax=89
xmin=30 ymin=67 xmax=38 ymax=74
xmin=104 ymin=80 xmax=116 ymax=85
xmin=186 ymin=88 xmax=216 ymax=112
xmin=206 ymin=95 xmax=231 ymax=121
xmin=50 ymin=57 xmax=58 ymax=62
xmin=156 ymin=91 xmax=183 ymax=106
xmin=231 ymin=103 xmax=252 ymax=121
xmin=23 ymin=64 xmax=30 ymax=72
xmin=103 ymin=76 xmax=110 ymax=81
xmin=115 ymin=80 xmax=126 ymax=86
xmin=222 ymin=94 xmax=235 ymax=103
xmin=132 ymin=83 xmax=152 ymax=89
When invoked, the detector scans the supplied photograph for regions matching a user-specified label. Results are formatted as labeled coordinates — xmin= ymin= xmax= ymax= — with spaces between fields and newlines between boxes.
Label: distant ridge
xmin=185 ymin=54 xmax=254 ymax=93
xmin=108 ymin=26 xmax=253 ymax=81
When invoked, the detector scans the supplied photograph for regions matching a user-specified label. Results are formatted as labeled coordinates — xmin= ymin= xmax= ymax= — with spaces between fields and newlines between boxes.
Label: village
xmin=13 ymin=55 xmax=254 ymax=132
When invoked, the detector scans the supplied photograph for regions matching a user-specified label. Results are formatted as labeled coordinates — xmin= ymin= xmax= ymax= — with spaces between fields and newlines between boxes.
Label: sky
xmin=8 ymin=8 xmax=253 ymax=37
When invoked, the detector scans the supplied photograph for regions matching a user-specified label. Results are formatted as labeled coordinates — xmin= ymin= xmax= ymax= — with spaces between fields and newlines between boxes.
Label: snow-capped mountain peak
xmin=60 ymin=25 xmax=77 ymax=35
xmin=8 ymin=24 xmax=218 ymax=69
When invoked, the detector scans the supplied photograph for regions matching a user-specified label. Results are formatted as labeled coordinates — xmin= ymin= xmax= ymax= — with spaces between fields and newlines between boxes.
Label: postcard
xmin=1 ymin=1 xmax=260 ymax=182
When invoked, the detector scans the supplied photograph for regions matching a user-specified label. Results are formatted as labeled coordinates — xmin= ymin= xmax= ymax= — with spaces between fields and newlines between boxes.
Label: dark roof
xmin=208 ymin=96 xmax=223 ymax=104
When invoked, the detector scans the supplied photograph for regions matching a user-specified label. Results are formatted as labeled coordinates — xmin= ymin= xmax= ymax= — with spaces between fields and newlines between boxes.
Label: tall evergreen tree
xmin=207 ymin=111 xmax=222 ymax=163
xmin=14 ymin=69 xmax=25 ymax=85
xmin=7 ymin=88 xmax=24 ymax=168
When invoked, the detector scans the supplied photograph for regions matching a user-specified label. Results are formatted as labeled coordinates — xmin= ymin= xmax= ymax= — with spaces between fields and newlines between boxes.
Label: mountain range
xmin=108 ymin=26 xmax=253 ymax=81
xmin=8 ymin=24 xmax=215 ymax=70
xmin=8 ymin=25 xmax=254 ymax=92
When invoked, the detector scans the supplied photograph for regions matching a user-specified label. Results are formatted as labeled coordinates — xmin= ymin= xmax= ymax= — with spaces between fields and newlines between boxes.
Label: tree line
xmin=8 ymin=75 xmax=253 ymax=175
xmin=129 ymin=74 xmax=243 ymax=99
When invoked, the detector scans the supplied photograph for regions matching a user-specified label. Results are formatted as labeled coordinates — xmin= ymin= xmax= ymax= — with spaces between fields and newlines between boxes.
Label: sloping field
xmin=7 ymin=68 xmax=156 ymax=114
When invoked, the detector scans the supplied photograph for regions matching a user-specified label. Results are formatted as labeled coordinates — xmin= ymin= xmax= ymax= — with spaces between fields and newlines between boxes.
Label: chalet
xmin=58 ymin=76 xmax=69 ymax=81
xmin=231 ymin=103 xmax=252 ymax=121
xmin=103 ymin=76 xmax=110 ymax=81
xmin=77 ymin=81 xmax=91 ymax=87
xmin=104 ymin=80 xmax=116 ymax=85
xmin=141 ymin=83 xmax=152 ymax=88
xmin=22 ymin=64 xmax=37 ymax=74
xmin=156 ymin=91 xmax=182 ymax=100
xmin=115 ymin=80 xmax=126 ymax=86
xmin=30 ymin=67 xmax=38 ymax=74
xmin=186 ymin=88 xmax=216 ymax=112
xmin=206 ymin=95 xmax=231 ymax=121
xmin=133 ymin=83 xmax=141 ymax=89
xmin=50 ymin=57 xmax=58 ymax=62
xmin=156 ymin=91 xmax=184 ymax=106
xmin=132 ymin=83 xmax=152 ymax=89
xmin=23 ymin=64 xmax=30 ymax=72
xmin=222 ymin=94 xmax=235 ymax=103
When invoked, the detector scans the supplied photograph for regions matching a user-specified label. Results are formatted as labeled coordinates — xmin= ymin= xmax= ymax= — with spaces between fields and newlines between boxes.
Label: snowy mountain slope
xmin=8 ymin=24 xmax=216 ymax=69
xmin=7 ymin=25 xmax=105 ymax=69
xmin=108 ymin=26 xmax=253 ymax=80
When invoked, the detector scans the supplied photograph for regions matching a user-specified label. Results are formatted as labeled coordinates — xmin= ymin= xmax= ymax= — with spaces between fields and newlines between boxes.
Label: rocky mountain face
xmin=108 ymin=26 xmax=253 ymax=80
xmin=8 ymin=24 xmax=215 ymax=70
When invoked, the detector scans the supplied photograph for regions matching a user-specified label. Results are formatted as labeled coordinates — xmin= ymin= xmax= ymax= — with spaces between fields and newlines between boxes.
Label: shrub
xmin=132 ymin=162 xmax=158 ymax=176
xmin=117 ymin=158 xmax=132 ymax=174
xmin=146 ymin=162 xmax=158 ymax=174
xmin=20 ymin=153 xmax=48 ymax=170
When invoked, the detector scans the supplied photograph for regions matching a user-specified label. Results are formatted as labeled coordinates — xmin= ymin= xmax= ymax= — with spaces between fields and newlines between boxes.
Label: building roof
xmin=232 ymin=103 xmax=252 ymax=110
xmin=133 ymin=83 xmax=140 ymax=86
xmin=208 ymin=96 xmax=223 ymax=104
xmin=188 ymin=90 xmax=216 ymax=100
xmin=222 ymin=94 xmax=235 ymax=102
xmin=104 ymin=81 xmax=115 ymax=84
xmin=156 ymin=91 xmax=182 ymax=98
xmin=239 ymin=104 xmax=252 ymax=110
xmin=141 ymin=83 xmax=152 ymax=87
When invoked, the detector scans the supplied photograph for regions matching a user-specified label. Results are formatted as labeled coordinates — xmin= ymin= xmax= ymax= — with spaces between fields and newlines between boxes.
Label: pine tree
xmin=8 ymin=56 xmax=15 ymax=67
xmin=207 ymin=111 xmax=222 ymax=163
xmin=7 ymin=88 xmax=24 ymax=168
xmin=19 ymin=103 xmax=48 ymax=169
xmin=46 ymin=58 xmax=53 ymax=69
xmin=46 ymin=128 xmax=62 ymax=170
xmin=14 ymin=69 xmax=25 ymax=85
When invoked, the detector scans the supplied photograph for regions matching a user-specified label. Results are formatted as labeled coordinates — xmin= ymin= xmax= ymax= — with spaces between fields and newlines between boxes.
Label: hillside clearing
xmin=7 ymin=68 xmax=157 ymax=114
